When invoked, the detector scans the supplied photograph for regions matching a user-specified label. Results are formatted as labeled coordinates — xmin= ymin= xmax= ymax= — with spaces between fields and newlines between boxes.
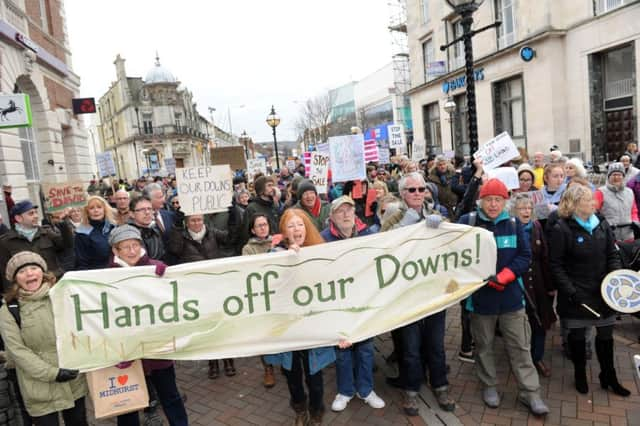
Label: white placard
xmin=388 ymin=124 xmax=405 ymax=149
xmin=96 ymin=152 xmax=116 ymax=177
xmin=176 ymin=165 xmax=233 ymax=215
xmin=285 ymin=160 xmax=296 ymax=171
xmin=487 ymin=167 xmax=519 ymax=190
xmin=473 ymin=132 xmax=520 ymax=171
xmin=246 ymin=158 xmax=267 ymax=182
xmin=309 ymin=152 xmax=330 ymax=194
xmin=412 ymin=139 xmax=427 ymax=161
xmin=329 ymin=134 xmax=367 ymax=182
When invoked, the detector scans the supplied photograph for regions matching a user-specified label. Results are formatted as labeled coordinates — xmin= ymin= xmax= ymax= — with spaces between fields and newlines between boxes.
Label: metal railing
xmin=605 ymin=78 xmax=634 ymax=99
xmin=595 ymin=0 xmax=625 ymax=15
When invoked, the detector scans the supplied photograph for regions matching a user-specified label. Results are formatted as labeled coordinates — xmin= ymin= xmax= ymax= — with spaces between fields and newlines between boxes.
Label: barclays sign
xmin=442 ymin=68 xmax=485 ymax=94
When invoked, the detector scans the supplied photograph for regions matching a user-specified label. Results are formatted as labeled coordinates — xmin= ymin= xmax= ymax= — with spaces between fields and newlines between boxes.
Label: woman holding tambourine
xmin=549 ymin=185 xmax=630 ymax=397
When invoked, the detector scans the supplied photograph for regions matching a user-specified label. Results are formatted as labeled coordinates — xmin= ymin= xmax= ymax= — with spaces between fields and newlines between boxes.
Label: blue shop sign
xmin=442 ymin=68 xmax=485 ymax=94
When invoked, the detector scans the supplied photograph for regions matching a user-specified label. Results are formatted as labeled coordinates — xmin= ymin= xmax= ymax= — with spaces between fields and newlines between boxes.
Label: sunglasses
xmin=405 ymin=187 xmax=426 ymax=193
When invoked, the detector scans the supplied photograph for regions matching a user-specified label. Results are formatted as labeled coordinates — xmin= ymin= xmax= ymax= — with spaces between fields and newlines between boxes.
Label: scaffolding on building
xmin=388 ymin=0 xmax=413 ymax=142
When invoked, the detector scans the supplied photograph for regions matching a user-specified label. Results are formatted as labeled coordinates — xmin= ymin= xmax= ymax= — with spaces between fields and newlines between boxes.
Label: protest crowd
xmin=0 ymin=139 xmax=639 ymax=426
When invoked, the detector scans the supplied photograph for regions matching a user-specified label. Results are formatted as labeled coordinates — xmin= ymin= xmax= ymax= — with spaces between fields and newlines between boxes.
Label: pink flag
xmin=364 ymin=139 xmax=379 ymax=162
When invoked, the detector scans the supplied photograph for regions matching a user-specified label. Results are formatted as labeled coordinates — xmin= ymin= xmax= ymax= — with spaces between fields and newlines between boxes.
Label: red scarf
xmin=308 ymin=196 xmax=321 ymax=217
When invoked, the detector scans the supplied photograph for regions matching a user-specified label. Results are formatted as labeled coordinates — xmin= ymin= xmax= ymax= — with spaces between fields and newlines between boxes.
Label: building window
xmin=453 ymin=94 xmax=470 ymax=155
xmin=493 ymin=76 xmax=526 ymax=149
xmin=19 ymin=127 xmax=40 ymax=181
xmin=175 ymin=113 xmax=183 ymax=132
xmin=143 ymin=113 xmax=153 ymax=134
xmin=603 ymin=44 xmax=633 ymax=108
xmin=495 ymin=0 xmax=515 ymax=49
xmin=423 ymin=39 xmax=435 ymax=83
xmin=421 ymin=0 xmax=429 ymax=24
xmin=595 ymin=0 xmax=626 ymax=15
xmin=451 ymin=20 xmax=465 ymax=71
xmin=423 ymin=102 xmax=442 ymax=152
xmin=39 ymin=0 xmax=52 ymax=34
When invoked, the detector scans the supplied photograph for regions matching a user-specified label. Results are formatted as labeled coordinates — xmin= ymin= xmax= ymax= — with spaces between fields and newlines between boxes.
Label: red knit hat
xmin=479 ymin=178 xmax=509 ymax=199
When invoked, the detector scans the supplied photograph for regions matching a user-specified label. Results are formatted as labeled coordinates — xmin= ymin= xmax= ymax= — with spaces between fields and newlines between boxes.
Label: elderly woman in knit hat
xmin=294 ymin=179 xmax=331 ymax=231
xmin=107 ymin=225 xmax=189 ymax=426
xmin=0 ymin=251 xmax=88 ymax=425
xmin=594 ymin=162 xmax=639 ymax=241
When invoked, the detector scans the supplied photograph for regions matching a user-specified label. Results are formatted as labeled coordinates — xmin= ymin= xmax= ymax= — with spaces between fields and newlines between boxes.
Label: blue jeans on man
xmin=335 ymin=338 xmax=374 ymax=397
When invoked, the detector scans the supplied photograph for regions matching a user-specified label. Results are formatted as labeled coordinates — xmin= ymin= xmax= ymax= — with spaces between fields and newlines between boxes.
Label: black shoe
xmin=568 ymin=336 xmax=588 ymax=394
xmin=385 ymin=376 xmax=405 ymax=389
xmin=595 ymin=338 xmax=631 ymax=397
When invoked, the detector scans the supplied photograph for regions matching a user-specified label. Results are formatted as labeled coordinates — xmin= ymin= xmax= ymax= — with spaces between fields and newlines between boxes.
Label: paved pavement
xmin=91 ymin=304 xmax=640 ymax=425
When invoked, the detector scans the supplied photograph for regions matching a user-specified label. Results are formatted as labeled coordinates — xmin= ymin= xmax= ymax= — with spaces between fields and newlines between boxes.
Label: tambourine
xmin=601 ymin=269 xmax=640 ymax=313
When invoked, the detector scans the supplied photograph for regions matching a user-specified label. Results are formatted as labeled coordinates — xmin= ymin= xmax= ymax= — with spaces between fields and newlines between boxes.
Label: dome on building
xmin=144 ymin=53 xmax=177 ymax=84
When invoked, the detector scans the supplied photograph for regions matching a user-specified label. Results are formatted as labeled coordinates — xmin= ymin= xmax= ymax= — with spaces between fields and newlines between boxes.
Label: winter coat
xmin=426 ymin=164 xmax=463 ymax=217
xmin=241 ymin=236 xmax=274 ymax=256
xmin=0 ymin=286 xmax=87 ymax=417
xmin=549 ymin=215 xmax=621 ymax=320
xmin=458 ymin=209 xmax=532 ymax=315
xmin=74 ymin=220 xmax=116 ymax=270
xmin=320 ymin=218 xmax=373 ymax=242
xmin=109 ymin=255 xmax=174 ymax=374
xmin=424 ymin=182 xmax=450 ymax=218
xmin=0 ymin=224 xmax=73 ymax=290
xmin=626 ymin=174 xmax=640 ymax=213
xmin=294 ymin=200 xmax=331 ymax=232
xmin=243 ymin=197 xmax=280 ymax=241
xmin=128 ymin=220 xmax=166 ymax=262
xmin=167 ymin=226 xmax=229 ymax=264
xmin=228 ymin=203 xmax=247 ymax=254
xmin=521 ymin=220 xmax=557 ymax=330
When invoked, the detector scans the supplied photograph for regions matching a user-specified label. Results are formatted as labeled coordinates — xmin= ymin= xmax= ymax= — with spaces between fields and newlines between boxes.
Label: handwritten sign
xmin=246 ymin=158 xmax=267 ymax=182
xmin=42 ymin=181 xmax=87 ymax=213
xmin=329 ymin=135 xmax=366 ymax=182
xmin=285 ymin=160 xmax=296 ymax=171
xmin=176 ymin=165 xmax=233 ymax=215
xmin=309 ymin=152 xmax=330 ymax=194
xmin=487 ymin=167 xmax=519 ymax=190
xmin=473 ymin=132 xmax=519 ymax=171
xmin=96 ymin=152 xmax=116 ymax=177
xmin=164 ymin=158 xmax=176 ymax=175
xmin=412 ymin=139 xmax=426 ymax=161
xmin=388 ymin=124 xmax=405 ymax=149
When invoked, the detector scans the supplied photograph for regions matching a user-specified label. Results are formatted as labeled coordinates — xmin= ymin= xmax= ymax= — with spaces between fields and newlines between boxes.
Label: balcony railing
xmin=595 ymin=0 xmax=626 ymax=15
xmin=605 ymin=78 xmax=634 ymax=100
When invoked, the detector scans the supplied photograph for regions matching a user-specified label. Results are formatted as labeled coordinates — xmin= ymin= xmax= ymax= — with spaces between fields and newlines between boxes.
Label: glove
xmin=55 ymin=368 xmax=79 ymax=383
xmin=397 ymin=208 xmax=421 ymax=227
xmin=115 ymin=361 xmax=133 ymax=369
xmin=425 ymin=214 xmax=442 ymax=229
xmin=495 ymin=268 xmax=516 ymax=285
xmin=154 ymin=263 xmax=167 ymax=277
xmin=173 ymin=209 xmax=185 ymax=227
xmin=485 ymin=275 xmax=506 ymax=292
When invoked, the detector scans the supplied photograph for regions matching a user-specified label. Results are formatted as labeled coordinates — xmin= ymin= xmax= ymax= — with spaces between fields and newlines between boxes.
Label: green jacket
xmin=294 ymin=201 xmax=331 ymax=232
xmin=0 ymin=291 xmax=87 ymax=417
xmin=242 ymin=236 xmax=274 ymax=256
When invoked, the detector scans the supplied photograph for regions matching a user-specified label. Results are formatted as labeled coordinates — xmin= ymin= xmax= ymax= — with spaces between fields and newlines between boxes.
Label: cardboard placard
xmin=309 ymin=152 xmax=330 ymax=194
xmin=328 ymin=135 xmax=366 ymax=182
xmin=210 ymin=146 xmax=246 ymax=171
xmin=246 ymin=158 xmax=267 ymax=182
xmin=473 ymin=132 xmax=519 ymax=171
xmin=96 ymin=152 xmax=116 ymax=177
xmin=176 ymin=165 xmax=233 ymax=215
xmin=42 ymin=181 xmax=87 ymax=213
xmin=388 ymin=124 xmax=405 ymax=149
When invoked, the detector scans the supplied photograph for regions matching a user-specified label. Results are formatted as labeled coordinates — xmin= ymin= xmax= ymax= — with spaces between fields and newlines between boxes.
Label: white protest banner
xmin=487 ymin=167 xmax=519 ymax=190
xmin=329 ymin=134 xmax=366 ymax=182
xmin=176 ymin=165 xmax=233 ymax=215
xmin=51 ymin=222 xmax=496 ymax=371
xmin=388 ymin=124 xmax=405 ymax=149
xmin=473 ymin=132 xmax=520 ymax=171
xmin=412 ymin=139 xmax=427 ymax=161
xmin=96 ymin=152 xmax=116 ymax=177
xmin=309 ymin=152 xmax=330 ymax=194
xmin=246 ymin=158 xmax=267 ymax=182
xmin=164 ymin=158 xmax=176 ymax=175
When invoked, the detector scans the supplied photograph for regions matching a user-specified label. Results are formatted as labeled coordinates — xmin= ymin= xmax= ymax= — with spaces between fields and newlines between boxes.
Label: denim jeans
xmin=283 ymin=350 xmax=325 ymax=415
xmin=335 ymin=338 xmax=374 ymax=397
xmin=117 ymin=365 xmax=188 ymax=426
xmin=399 ymin=310 xmax=448 ymax=392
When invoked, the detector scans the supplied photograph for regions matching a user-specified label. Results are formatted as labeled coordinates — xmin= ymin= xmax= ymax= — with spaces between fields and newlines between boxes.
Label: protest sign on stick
xmin=329 ymin=135 xmax=366 ymax=182
xmin=309 ymin=152 xmax=330 ymax=194
xmin=246 ymin=158 xmax=267 ymax=182
xmin=176 ymin=165 xmax=233 ymax=215
xmin=473 ymin=132 xmax=520 ymax=171
xmin=42 ymin=181 xmax=87 ymax=213
xmin=388 ymin=124 xmax=405 ymax=149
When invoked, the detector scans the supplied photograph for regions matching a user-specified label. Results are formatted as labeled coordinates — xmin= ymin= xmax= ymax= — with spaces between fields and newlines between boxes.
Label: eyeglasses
xmin=404 ymin=187 xmax=426 ymax=193
xmin=134 ymin=207 xmax=153 ymax=213
xmin=171 ymin=201 xmax=180 ymax=205
xmin=253 ymin=223 xmax=268 ymax=228
xmin=117 ymin=243 xmax=141 ymax=252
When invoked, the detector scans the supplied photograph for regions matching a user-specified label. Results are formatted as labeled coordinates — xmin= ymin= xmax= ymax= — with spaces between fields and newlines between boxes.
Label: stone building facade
xmin=0 ymin=0 xmax=91 ymax=221
xmin=406 ymin=0 xmax=640 ymax=161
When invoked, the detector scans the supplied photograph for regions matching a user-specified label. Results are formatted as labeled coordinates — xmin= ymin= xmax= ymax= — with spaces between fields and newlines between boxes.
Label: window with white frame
xmin=421 ymin=0 xmax=429 ymax=24
xmin=423 ymin=39 xmax=435 ymax=82
xmin=143 ymin=113 xmax=153 ymax=134
xmin=495 ymin=0 xmax=515 ymax=49
xmin=595 ymin=0 xmax=626 ymax=15
xmin=19 ymin=127 xmax=40 ymax=182
xmin=423 ymin=102 xmax=442 ymax=151
xmin=451 ymin=20 xmax=465 ymax=70
xmin=493 ymin=76 xmax=526 ymax=149
xmin=39 ymin=0 xmax=51 ymax=33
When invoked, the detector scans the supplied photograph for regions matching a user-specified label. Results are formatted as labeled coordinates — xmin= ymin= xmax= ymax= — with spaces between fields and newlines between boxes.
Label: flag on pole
xmin=364 ymin=139 xmax=379 ymax=162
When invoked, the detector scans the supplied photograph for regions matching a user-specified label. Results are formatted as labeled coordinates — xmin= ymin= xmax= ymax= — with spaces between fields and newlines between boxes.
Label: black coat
xmin=167 ymin=227 xmax=229 ymax=264
xmin=549 ymin=215 xmax=621 ymax=320
xmin=522 ymin=220 xmax=556 ymax=330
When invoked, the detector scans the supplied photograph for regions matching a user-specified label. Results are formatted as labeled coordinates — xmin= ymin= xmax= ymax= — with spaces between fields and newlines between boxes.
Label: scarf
xmin=188 ymin=226 xmax=207 ymax=243
xmin=15 ymin=224 xmax=37 ymax=242
xmin=18 ymin=280 xmax=51 ymax=301
xmin=113 ymin=248 xmax=147 ymax=267
xmin=573 ymin=214 xmax=600 ymax=235
xmin=308 ymin=196 xmax=321 ymax=217
xmin=606 ymin=182 xmax=625 ymax=193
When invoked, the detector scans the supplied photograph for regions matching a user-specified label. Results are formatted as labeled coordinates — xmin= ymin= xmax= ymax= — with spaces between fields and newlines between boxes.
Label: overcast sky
xmin=65 ymin=0 xmax=393 ymax=142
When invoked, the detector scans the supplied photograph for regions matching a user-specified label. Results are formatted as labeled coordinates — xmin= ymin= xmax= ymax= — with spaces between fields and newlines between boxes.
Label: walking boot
xmin=291 ymin=401 xmax=309 ymax=426
xmin=224 ymin=358 xmax=236 ymax=376
xmin=208 ymin=360 xmax=220 ymax=380
xmin=263 ymin=364 xmax=276 ymax=388
xmin=568 ymin=335 xmax=588 ymax=394
xmin=595 ymin=338 xmax=630 ymax=396
xmin=308 ymin=409 xmax=324 ymax=426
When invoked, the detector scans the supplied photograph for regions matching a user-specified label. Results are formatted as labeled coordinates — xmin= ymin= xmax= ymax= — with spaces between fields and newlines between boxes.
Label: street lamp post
xmin=239 ymin=130 xmax=250 ymax=160
xmin=444 ymin=97 xmax=457 ymax=153
xmin=441 ymin=0 xmax=500 ymax=156
xmin=266 ymin=105 xmax=281 ymax=170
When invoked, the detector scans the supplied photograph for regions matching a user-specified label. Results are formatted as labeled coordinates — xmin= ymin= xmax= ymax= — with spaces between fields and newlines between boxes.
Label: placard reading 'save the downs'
xmin=176 ymin=166 xmax=233 ymax=215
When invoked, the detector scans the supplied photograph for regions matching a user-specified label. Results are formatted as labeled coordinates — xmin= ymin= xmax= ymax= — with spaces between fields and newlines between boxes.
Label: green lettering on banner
xmin=293 ymin=286 xmax=313 ymax=306
xmin=182 ymin=300 xmax=200 ymax=320
xmin=224 ymin=296 xmax=243 ymax=316
xmin=133 ymin=304 xmax=155 ymax=326
xmin=114 ymin=306 xmax=132 ymax=327
xmin=72 ymin=293 xmax=109 ymax=332
xmin=375 ymin=254 xmax=400 ymax=288
xmin=159 ymin=281 xmax=180 ymax=323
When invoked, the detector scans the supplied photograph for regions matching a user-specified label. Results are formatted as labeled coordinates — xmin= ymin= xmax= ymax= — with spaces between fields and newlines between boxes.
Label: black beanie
xmin=297 ymin=179 xmax=317 ymax=200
